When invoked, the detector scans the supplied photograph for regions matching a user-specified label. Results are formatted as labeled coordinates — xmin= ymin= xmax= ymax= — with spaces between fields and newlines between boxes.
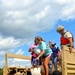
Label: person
xmin=29 ymin=38 xmax=43 ymax=67
xmin=28 ymin=42 xmax=39 ymax=66
xmin=52 ymin=70 xmax=62 ymax=75
xmin=35 ymin=36 xmax=53 ymax=75
xmin=49 ymin=41 xmax=60 ymax=71
xmin=56 ymin=25 xmax=74 ymax=53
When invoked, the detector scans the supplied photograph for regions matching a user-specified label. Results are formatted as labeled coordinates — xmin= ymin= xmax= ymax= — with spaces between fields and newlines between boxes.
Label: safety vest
xmin=60 ymin=31 xmax=74 ymax=45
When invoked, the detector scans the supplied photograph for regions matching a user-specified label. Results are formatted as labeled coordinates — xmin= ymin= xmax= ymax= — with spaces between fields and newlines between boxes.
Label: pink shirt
xmin=30 ymin=44 xmax=38 ymax=57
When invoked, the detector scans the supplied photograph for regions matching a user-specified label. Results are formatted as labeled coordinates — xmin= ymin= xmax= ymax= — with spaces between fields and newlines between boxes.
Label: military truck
xmin=3 ymin=46 xmax=75 ymax=75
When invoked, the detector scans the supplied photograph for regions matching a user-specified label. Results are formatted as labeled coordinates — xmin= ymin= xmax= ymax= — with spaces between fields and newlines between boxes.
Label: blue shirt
xmin=38 ymin=41 xmax=52 ymax=56
xmin=51 ymin=47 xmax=59 ymax=57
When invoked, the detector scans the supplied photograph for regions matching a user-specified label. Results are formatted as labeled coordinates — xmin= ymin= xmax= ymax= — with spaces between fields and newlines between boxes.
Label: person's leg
xmin=48 ymin=60 xmax=53 ymax=75
xmin=40 ymin=58 xmax=45 ymax=75
xmin=31 ymin=57 xmax=34 ymax=67
xmin=43 ymin=56 xmax=50 ymax=75
xmin=54 ymin=57 xmax=58 ymax=70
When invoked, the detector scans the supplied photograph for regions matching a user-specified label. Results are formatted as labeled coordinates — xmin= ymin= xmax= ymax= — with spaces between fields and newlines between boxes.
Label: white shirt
xmin=63 ymin=30 xmax=73 ymax=46
xmin=64 ymin=30 xmax=72 ymax=39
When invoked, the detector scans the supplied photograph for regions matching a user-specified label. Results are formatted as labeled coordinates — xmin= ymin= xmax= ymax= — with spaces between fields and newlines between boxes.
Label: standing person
xmin=28 ymin=41 xmax=38 ymax=67
xmin=29 ymin=39 xmax=42 ymax=67
xmin=35 ymin=36 xmax=53 ymax=75
xmin=49 ymin=41 xmax=60 ymax=71
xmin=56 ymin=25 xmax=74 ymax=53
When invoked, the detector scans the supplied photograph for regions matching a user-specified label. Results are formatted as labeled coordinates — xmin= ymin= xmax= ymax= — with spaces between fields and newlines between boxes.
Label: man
xmin=56 ymin=25 xmax=74 ymax=53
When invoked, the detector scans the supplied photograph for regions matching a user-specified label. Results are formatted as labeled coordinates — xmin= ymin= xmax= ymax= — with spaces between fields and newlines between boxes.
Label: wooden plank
xmin=62 ymin=45 xmax=75 ymax=53
xmin=62 ymin=45 xmax=66 ymax=75
xmin=4 ymin=53 xmax=31 ymax=75
xmin=6 ymin=53 xmax=31 ymax=60
xmin=67 ymin=70 xmax=75 ymax=73
xmin=61 ymin=45 xmax=75 ymax=75
xmin=67 ymin=62 xmax=75 ymax=65
xmin=67 ymin=65 xmax=75 ymax=69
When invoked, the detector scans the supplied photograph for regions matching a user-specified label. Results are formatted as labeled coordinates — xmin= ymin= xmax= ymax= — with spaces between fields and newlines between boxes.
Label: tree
xmin=0 ymin=68 xmax=3 ymax=75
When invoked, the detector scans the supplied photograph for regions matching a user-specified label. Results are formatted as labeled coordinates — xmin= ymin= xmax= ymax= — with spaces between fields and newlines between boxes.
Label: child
xmin=49 ymin=41 xmax=60 ymax=70
xmin=29 ymin=44 xmax=39 ymax=66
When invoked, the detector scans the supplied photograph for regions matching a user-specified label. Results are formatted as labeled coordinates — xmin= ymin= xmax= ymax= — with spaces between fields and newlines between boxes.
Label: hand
xmin=36 ymin=57 xmax=39 ymax=60
xmin=69 ymin=47 xmax=72 ymax=53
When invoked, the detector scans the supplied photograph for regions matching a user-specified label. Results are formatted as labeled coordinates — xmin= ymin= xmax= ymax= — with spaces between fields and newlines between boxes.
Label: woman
xmin=35 ymin=36 xmax=52 ymax=75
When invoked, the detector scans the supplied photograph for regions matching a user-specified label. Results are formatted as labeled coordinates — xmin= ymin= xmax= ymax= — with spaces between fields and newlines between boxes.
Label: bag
xmin=31 ymin=67 xmax=41 ymax=75
xmin=33 ymin=48 xmax=41 ymax=55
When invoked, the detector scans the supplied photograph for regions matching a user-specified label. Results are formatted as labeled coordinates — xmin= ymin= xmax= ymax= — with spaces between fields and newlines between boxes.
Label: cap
xmin=49 ymin=41 xmax=56 ymax=47
xmin=56 ymin=25 xmax=64 ymax=32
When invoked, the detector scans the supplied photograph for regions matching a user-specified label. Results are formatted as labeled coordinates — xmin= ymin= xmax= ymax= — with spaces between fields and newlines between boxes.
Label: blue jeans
xmin=49 ymin=57 xmax=58 ymax=74
xmin=49 ymin=60 xmax=53 ymax=74
xmin=52 ymin=57 xmax=58 ymax=70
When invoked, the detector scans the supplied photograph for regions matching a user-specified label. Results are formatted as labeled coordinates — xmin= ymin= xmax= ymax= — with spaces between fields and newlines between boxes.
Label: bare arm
xmin=68 ymin=37 xmax=73 ymax=47
xmin=68 ymin=37 xmax=73 ymax=53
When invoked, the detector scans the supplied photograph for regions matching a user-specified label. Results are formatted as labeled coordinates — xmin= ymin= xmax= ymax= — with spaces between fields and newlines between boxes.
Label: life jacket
xmin=60 ymin=31 xmax=74 ymax=45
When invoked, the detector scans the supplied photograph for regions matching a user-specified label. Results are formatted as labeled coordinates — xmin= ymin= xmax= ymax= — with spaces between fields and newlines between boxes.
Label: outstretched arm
xmin=36 ymin=50 xmax=45 ymax=60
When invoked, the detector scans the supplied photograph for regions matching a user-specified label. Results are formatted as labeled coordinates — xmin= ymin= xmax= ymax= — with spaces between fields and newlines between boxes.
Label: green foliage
xmin=0 ymin=68 xmax=3 ymax=75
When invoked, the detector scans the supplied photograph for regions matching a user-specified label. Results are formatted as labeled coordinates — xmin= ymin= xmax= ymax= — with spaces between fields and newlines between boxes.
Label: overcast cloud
xmin=0 ymin=0 xmax=75 ymax=68
xmin=0 ymin=0 xmax=75 ymax=38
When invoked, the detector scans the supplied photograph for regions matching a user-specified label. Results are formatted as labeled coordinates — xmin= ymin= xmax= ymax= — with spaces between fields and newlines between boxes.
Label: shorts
xmin=42 ymin=54 xmax=51 ymax=58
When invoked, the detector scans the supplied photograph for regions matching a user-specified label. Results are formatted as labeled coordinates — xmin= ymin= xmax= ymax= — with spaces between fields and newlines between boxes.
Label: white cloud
xmin=0 ymin=59 xmax=5 ymax=68
xmin=0 ymin=49 xmax=14 ymax=57
xmin=16 ymin=49 xmax=24 ymax=55
xmin=0 ymin=35 xmax=32 ymax=58
xmin=0 ymin=48 xmax=31 ymax=68
xmin=55 ymin=0 xmax=69 ymax=5
xmin=8 ymin=52 xmax=31 ymax=68
xmin=0 ymin=58 xmax=31 ymax=68
xmin=14 ymin=49 xmax=25 ymax=61
xmin=0 ymin=0 xmax=75 ymax=68
xmin=0 ymin=37 xmax=21 ymax=50
xmin=0 ymin=0 xmax=75 ymax=38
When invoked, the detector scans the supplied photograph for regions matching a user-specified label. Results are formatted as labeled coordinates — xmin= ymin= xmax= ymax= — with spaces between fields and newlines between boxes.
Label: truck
xmin=3 ymin=45 xmax=75 ymax=75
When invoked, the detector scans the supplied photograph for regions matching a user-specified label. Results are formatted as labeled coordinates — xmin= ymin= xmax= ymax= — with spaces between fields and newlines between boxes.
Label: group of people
xmin=28 ymin=25 xmax=74 ymax=75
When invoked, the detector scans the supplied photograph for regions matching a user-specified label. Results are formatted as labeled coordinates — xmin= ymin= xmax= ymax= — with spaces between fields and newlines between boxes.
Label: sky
xmin=0 ymin=0 xmax=75 ymax=68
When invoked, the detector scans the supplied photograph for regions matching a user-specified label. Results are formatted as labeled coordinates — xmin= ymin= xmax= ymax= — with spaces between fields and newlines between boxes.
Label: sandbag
xmin=31 ymin=67 xmax=41 ymax=75
xmin=33 ymin=48 xmax=41 ymax=55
